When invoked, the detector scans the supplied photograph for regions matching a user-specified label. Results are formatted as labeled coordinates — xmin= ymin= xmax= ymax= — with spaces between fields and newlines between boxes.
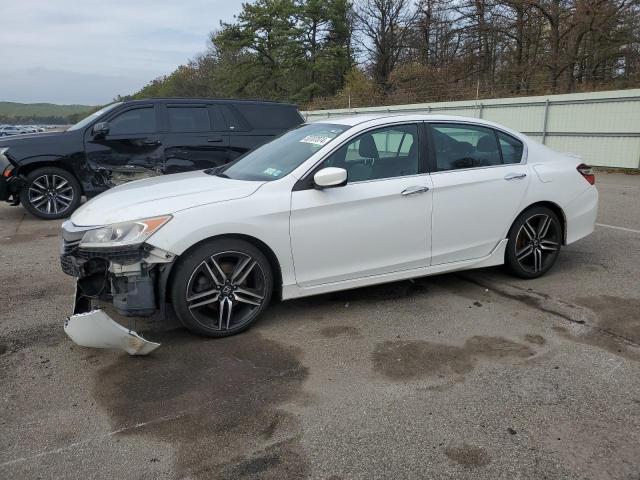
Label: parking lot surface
xmin=1 ymin=172 xmax=639 ymax=480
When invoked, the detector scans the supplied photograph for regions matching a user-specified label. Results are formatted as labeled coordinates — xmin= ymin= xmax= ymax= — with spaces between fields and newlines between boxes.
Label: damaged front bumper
xmin=60 ymin=220 xmax=176 ymax=355
xmin=65 ymin=308 xmax=160 ymax=355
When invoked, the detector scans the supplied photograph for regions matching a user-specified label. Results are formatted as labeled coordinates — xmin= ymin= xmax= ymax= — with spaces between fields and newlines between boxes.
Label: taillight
xmin=2 ymin=165 xmax=13 ymax=178
xmin=577 ymin=163 xmax=595 ymax=185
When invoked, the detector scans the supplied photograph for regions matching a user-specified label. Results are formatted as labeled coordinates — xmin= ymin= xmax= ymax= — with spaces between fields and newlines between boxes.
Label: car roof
xmin=315 ymin=113 xmax=509 ymax=126
xmin=123 ymin=98 xmax=298 ymax=108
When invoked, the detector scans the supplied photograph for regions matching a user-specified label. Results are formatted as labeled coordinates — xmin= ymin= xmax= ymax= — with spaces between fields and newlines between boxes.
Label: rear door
xmin=84 ymin=104 xmax=163 ymax=187
xmin=427 ymin=122 xmax=530 ymax=265
xmin=162 ymin=103 xmax=229 ymax=174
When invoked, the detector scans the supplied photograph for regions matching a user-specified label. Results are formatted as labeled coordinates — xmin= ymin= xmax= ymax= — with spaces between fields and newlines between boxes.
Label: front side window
xmin=109 ymin=107 xmax=156 ymax=135
xmin=66 ymin=102 xmax=122 ymax=132
xmin=168 ymin=107 xmax=211 ymax=133
xmin=322 ymin=124 xmax=419 ymax=182
xmin=431 ymin=124 xmax=501 ymax=171
xmin=216 ymin=123 xmax=349 ymax=181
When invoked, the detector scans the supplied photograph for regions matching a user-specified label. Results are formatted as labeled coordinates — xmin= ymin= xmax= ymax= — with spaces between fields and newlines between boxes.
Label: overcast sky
xmin=0 ymin=0 xmax=243 ymax=105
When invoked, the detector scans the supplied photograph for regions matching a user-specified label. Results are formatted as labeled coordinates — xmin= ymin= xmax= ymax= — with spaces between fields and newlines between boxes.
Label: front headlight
xmin=79 ymin=215 xmax=172 ymax=248
xmin=0 ymin=147 xmax=8 ymax=156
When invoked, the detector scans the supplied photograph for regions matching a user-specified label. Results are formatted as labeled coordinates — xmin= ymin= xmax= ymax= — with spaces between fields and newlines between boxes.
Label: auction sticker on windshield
xmin=300 ymin=135 xmax=333 ymax=146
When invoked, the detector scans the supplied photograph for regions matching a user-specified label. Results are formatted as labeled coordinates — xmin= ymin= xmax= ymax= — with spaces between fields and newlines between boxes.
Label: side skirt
xmin=281 ymin=239 xmax=508 ymax=300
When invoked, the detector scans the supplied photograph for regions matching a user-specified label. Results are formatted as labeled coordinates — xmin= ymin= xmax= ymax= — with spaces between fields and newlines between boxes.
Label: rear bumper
xmin=565 ymin=186 xmax=598 ymax=244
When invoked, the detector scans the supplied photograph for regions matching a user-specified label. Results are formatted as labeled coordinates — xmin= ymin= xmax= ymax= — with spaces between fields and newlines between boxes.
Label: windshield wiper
xmin=205 ymin=166 xmax=229 ymax=178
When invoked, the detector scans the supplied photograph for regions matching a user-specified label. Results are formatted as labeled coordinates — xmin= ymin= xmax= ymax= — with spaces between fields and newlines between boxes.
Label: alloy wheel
xmin=28 ymin=174 xmax=75 ymax=215
xmin=514 ymin=213 xmax=560 ymax=274
xmin=185 ymin=251 xmax=267 ymax=332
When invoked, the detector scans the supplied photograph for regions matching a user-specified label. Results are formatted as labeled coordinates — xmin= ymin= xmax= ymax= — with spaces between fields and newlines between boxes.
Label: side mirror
xmin=92 ymin=122 xmax=110 ymax=137
xmin=314 ymin=167 xmax=347 ymax=189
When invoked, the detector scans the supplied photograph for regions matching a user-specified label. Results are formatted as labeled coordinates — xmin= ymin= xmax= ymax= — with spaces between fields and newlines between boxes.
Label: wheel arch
xmin=166 ymin=233 xmax=284 ymax=301
xmin=512 ymin=201 xmax=567 ymax=244
xmin=17 ymin=158 xmax=85 ymax=194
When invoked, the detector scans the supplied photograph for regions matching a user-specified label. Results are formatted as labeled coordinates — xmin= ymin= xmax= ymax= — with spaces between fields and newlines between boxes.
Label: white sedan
xmin=61 ymin=114 xmax=598 ymax=354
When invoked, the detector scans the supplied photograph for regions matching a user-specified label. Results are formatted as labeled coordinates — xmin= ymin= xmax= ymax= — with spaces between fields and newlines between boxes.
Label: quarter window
xmin=323 ymin=124 xmax=419 ymax=182
xmin=497 ymin=131 xmax=524 ymax=164
xmin=431 ymin=124 xmax=501 ymax=171
xmin=168 ymin=107 xmax=211 ymax=133
xmin=109 ymin=107 xmax=156 ymax=135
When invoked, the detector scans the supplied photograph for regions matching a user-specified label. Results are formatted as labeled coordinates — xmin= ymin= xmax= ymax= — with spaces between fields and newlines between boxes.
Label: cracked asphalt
xmin=1 ymin=172 xmax=639 ymax=479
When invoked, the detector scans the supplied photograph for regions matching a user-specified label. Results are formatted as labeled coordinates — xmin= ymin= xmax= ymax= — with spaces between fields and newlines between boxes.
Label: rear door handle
xmin=142 ymin=139 xmax=161 ymax=146
xmin=504 ymin=173 xmax=527 ymax=180
xmin=208 ymin=138 xmax=223 ymax=143
xmin=401 ymin=186 xmax=430 ymax=196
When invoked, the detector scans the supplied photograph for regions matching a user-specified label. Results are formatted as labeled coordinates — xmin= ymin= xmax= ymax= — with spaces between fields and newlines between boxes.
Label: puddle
xmin=445 ymin=443 xmax=491 ymax=468
xmin=524 ymin=334 xmax=546 ymax=345
xmin=318 ymin=326 xmax=360 ymax=338
xmin=372 ymin=336 xmax=533 ymax=380
xmin=93 ymin=329 xmax=309 ymax=479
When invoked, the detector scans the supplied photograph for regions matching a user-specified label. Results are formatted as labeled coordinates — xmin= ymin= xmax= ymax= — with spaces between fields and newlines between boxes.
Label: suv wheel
xmin=171 ymin=238 xmax=273 ymax=337
xmin=20 ymin=167 xmax=82 ymax=220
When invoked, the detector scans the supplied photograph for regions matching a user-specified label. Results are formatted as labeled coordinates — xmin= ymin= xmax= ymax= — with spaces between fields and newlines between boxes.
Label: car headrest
xmin=477 ymin=135 xmax=495 ymax=153
xmin=358 ymin=135 xmax=379 ymax=159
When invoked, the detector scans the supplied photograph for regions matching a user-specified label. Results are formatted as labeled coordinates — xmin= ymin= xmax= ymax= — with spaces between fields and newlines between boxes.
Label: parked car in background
xmin=0 ymin=125 xmax=27 ymax=137
xmin=59 ymin=114 xmax=598 ymax=355
xmin=0 ymin=98 xmax=304 ymax=219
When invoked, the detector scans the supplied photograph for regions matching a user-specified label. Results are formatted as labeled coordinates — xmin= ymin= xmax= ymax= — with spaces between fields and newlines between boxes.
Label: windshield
xmin=67 ymin=102 xmax=122 ymax=131
xmin=215 ymin=123 xmax=350 ymax=181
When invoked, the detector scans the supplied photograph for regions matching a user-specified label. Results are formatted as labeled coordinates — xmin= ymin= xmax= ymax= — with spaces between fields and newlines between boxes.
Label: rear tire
xmin=171 ymin=238 xmax=273 ymax=338
xmin=505 ymin=206 xmax=562 ymax=279
xmin=20 ymin=167 xmax=81 ymax=220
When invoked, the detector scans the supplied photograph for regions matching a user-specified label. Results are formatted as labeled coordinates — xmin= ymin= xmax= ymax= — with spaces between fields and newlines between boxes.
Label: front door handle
xmin=208 ymin=138 xmax=223 ymax=143
xmin=401 ymin=186 xmax=430 ymax=196
xmin=504 ymin=173 xmax=527 ymax=180
xmin=142 ymin=139 xmax=161 ymax=146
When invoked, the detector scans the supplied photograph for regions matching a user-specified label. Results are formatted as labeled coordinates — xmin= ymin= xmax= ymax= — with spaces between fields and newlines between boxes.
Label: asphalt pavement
xmin=1 ymin=172 xmax=639 ymax=479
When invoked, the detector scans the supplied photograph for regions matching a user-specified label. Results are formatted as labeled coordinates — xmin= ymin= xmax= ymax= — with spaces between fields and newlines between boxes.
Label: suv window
xmin=168 ymin=106 xmax=211 ymax=133
xmin=234 ymin=104 xmax=301 ymax=129
xmin=431 ymin=123 xmax=501 ymax=171
xmin=109 ymin=107 xmax=156 ymax=135
xmin=322 ymin=124 xmax=419 ymax=182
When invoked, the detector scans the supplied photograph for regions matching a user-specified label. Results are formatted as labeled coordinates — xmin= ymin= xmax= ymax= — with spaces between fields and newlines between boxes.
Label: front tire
xmin=20 ymin=167 xmax=82 ymax=220
xmin=171 ymin=239 xmax=273 ymax=337
xmin=505 ymin=206 xmax=562 ymax=279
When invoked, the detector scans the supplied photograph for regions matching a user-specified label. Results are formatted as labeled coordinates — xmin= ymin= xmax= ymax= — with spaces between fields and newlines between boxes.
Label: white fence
xmin=302 ymin=89 xmax=640 ymax=169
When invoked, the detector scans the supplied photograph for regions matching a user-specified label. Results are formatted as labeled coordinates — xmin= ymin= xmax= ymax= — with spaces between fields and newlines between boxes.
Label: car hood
xmin=0 ymin=130 xmax=81 ymax=162
xmin=71 ymin=171 xmax=265 ymax=226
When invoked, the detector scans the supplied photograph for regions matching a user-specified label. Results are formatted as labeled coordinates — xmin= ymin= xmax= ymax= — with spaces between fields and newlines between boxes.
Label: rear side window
xmin=497 ymin=131 xmax=524 ymax=164
xmin=234 ymin=104 xmax=302 ymax=129
xmin=109 ymin=107 xmax=156 ymax=135
xmin=431 ymin=124 xmax=501 ymax=171
xmin=168 ymin=106 xmax=211 ymax=133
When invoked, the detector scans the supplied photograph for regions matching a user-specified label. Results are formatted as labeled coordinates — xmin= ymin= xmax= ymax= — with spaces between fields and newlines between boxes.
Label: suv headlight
xmin=0 ymin=147 xmax=8 ymax=156
xmin=79 ymin=215 xmax=172 ymax=248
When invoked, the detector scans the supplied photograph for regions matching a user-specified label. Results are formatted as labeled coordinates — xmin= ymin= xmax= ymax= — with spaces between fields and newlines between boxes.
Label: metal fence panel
xmin=302 ymin=89 xmax=640 ymax=169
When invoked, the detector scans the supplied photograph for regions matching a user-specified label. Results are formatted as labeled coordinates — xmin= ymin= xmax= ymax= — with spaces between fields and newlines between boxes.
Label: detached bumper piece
xmin=65 ymin=309 xmax=160 ymax=356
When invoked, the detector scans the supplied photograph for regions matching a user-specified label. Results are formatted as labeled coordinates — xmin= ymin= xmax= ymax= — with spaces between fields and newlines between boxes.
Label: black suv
xmin=0 ymin=98 xmax=304 ymax=219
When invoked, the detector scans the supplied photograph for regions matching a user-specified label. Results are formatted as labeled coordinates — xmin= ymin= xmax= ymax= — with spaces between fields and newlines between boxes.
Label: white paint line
xmin=0 ymin=411 xmax=186 ymax=468
xmin=596 ymin=223 xmax=640 ymax=234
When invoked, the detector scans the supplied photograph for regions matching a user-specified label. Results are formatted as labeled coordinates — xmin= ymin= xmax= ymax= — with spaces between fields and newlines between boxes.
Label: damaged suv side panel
xmin=0 ymin=98 xmax=303 ymax=220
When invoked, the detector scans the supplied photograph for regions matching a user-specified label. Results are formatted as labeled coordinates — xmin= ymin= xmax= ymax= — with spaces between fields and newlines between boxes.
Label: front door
xmin=427 ymin=122 xmax=531 ymax=265
xmin=84 ymin=104 xmax=163 ymax=189
xmin=290 ymin=123 xmax=432 ymax=287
